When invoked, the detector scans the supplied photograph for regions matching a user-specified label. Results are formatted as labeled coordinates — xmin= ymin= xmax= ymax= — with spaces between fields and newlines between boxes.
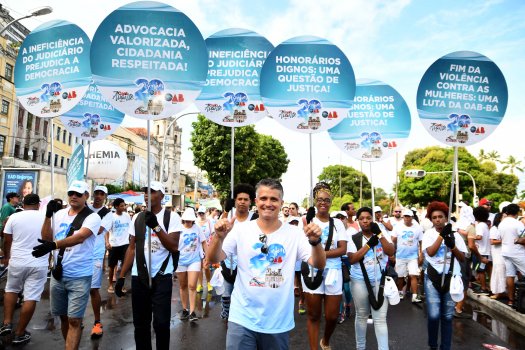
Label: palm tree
xmin=501 ymin=155 xmax=524 ymax=174
xmin=478 ymin=149 xmax=489 ymax=163
xmin=487 ymin=150 xmax=500 ymax=164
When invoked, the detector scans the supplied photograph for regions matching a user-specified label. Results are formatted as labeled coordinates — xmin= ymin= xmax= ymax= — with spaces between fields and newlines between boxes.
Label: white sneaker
xmin=412 ymin=294 xmax=423 ymax=303
xmin=399 ymin=291 xmax=405 ymax=299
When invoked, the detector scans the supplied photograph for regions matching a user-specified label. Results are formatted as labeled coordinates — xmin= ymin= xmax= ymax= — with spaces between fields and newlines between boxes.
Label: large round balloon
xmin=14 ymin=20 xmax=91 ymax=118
xmin=260 ymin=36 xmax=355 ymax=133
xmin=90 ymin=1 xmax=208 ymax=120
xmin=60 ymin=82 xmax=124 ymax=141
xmin=416 ymin=51 xmax=508 ymax=146
xmin=195 ymin=28 xmax=274 ymax=127
xmin=329 ymin=79 xmax=411 ymax=162
xmin=86 ymin=140 xmax=127 ymax=182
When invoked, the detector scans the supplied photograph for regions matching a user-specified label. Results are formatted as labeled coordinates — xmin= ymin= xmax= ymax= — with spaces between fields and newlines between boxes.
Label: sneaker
xmin=337 ymin=313 xmax=345 ymax=324
xmin=298 ymin=303 xmax=306 ymax=315
xmin=207 ymin=282 xmax=213 ymax=292
xmin=189 ymin=312 xmax=198 ymax=322
xmin=91 ymin=322 xmax=103 ymax=338
xmin=121 ymin=287 xmax=127 ymax=294
xmin=12 ymin=331 xmax=31 ymax=345
xmin=412 ymin=295 xmax=423 ymax=303
xmin=107 ymin=285 xmax=114 ymax=294
xmin=180 ymin=309 xmax=190 ymax=320
xmin=399 ymin=291 xmax=405 ymax=299
xmin=0 ymin=323 xmax=13 ymax=336
xmin=320 ymin=338 xmax=332 ymax=350
xmin=196 ymin=285 xmax=203 ymax=293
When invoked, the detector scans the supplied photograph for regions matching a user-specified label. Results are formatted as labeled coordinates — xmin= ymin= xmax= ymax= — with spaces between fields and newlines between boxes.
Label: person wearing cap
xmin=391 ymin=209 xmax=424 ymax=303
xmin=176 ymin=207 xmax=207 ymax=322
xmin=422 ymin=201 xmax=466 ymax=350
xmin=33 ymin=180 xmax=101 ymax=350
xmin=116 ymin=181 xmax=182 ymax=350
xmin=0 ymin=194 xmax=46 ymax=345
xmin=196 ymin=205 xmax=214 ymax=294
xmin=0 ymin=192 xmax=20 ymax=263
xmin=208 ymin=179 xmax=325 ymax=349
xmin=479 ymin=198 xmax=495 ymax=224
xmin=373 ymin=206 xmax=393 ymax=232
xmin=86 ymin=185 xmax=112 ymax=338
xmin=106 ymin=198 xmax=131 ymax=294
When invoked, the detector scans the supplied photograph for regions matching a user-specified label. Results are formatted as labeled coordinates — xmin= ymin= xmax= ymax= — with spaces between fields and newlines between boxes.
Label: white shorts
xmin=6 ymin=266 xmax=48 ymax=301
xmin=176 ymin=260 xmax=201 ymax=273
xmin=395 ymin=258 xmax=420 ymax=277
xmin=503 ymin=256 xmax=525 ymax=277
xmin=301 ymin=268 xmax=343 ymax=295
xmin=91 ymin=259 xmax=104 ymax=289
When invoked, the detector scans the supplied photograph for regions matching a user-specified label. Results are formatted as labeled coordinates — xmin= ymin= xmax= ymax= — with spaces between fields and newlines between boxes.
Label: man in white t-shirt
xmin=498 ymin=204 xmax=525 ymax=305
xmin=390 ymin=205 xmax=404 ymax=228
xmin=0 ymin=194 xmax=46 ymax=345
xmin=33 ymin=180 xmax=101 ymax=350
xmin=116 ymin=181 xmax=182 ymax=350
xmin=106 ymin=198 xmax=131 ymax=294
xmin=392 ymin=209 xmax=424 ymax=302
xmin=208 ymin=179 xmax=325 ymax=350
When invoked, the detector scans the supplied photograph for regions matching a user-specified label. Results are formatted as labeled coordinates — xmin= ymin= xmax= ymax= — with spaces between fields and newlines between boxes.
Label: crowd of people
xmin=0 ymin=178 xmax=523 ymax=350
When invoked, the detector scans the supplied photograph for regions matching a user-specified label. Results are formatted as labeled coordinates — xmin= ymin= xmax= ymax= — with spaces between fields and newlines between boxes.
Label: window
xmin=47 ymin=152 xmax=51 ymax=165
xmin=17 ymin=106 xmax=24 ymax=125
xmin=62 ymin=130 xmax=66 ymax=143
xmin=60 ymin=156 xmax=64 ymax=168
xmin=5 ymin=63 xmax=13 ymax=82
xmin=43 ymin=120 xmax=48 ymax=136
xmin=35 ymin=116 xmax=40 ymax=134
xmin=32 ymin=149 xmax=37 ymax=162
xmin=0 ymin=135 xmax=5 ymax=156
xmin=56 ymin=126 xmax=61 ymax=141
xmin=157 ymin=125 xmax=160 ymax=135
xmin=54 ymin=154 xmax=58 ymax=166
xmin=23 ymin=147 xmax=29 ymax=160
xmin=27 ymin=114 xmax=33 ymax=130
xmin=68 ymin=133 xmax=72 ymax=146
xmin=67 ymin=158 xmax=70 ymax=167
xmin=1 ymin=100 xmax=9 ymax=115
xmin=41 ymin=152 xmax=45 ymax=164
xmin=174 ymin=135 xmax=178 ymax=144
xmin=14 ymin=144 xmax=20 ymax=158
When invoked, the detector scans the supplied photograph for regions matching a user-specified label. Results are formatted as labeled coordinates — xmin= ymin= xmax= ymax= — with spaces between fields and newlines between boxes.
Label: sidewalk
xmin=467 ymin=289 xmax=525 ymax=327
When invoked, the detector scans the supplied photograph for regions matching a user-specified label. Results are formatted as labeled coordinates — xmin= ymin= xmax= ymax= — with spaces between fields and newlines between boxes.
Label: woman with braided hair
xmin=302 ymin=182 xmax=347 ymax=350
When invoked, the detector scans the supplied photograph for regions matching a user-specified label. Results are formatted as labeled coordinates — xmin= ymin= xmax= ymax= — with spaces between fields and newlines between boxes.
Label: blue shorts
xmin=50 ymin=275 xmax=91 ymax=319
xmin=226 ymin=321 xmax=289 ymax=350
xmin=91 ymin=259 xmax=104 ymax=289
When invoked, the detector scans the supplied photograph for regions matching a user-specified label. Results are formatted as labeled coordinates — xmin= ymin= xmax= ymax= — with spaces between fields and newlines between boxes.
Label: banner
xmin=67 ymin=144 xmax=85 ymax=186
xmin=2 ymin=170 xmax=38 ymax=204
xmin=60 ymin=81 xmax=124 ymax=141
xmin=14 ymin=20 xmax=91 ymax=118
xmin=260 ymin=36 xmax=355 ymax=133
xmin=329 ymin=79 xmax=411 ymax=162
xmin=195 ymin=28 xmax=274 ymax=127
xmin=417 ymin=51 xmax=508 ymax=146
xmin=90 ymin=1 xmax=208 ymax=120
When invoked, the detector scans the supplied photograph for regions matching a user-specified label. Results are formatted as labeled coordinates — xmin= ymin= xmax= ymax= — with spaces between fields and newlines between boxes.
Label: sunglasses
xmin=394 ymin=211 xmax=402 ymax=213
xmin=259 ymin=233 xmax=268 ymax=254
xmin=67 ymin=191 xmax=83 ymax=197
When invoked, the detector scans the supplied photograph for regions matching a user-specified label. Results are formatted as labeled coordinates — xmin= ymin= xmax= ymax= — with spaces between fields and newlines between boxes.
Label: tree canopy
xmin=399 ymin=146 xmax=518 ymax=208
xmin=190 ymin=115 xmax=289 ymax=197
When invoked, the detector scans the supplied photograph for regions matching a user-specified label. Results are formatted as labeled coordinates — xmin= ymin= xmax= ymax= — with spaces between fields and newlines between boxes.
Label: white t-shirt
xmin=197 ymin=219 xmax=214 ymax=243
xmin=347 ymin=231 xmax=393 ymax=282
xmin=4 ymin=210 xmax=47 ymax=268
xmin=223 ymin=220 xmax=311 ymax=333
xmin=89 ymin=205 xmax=113 ymax=260
xmin=129 ymin=209 xmax=183 ymax=277
xmin=53 ymin=208 xmax=101 ymax=278
xmin=475 ymin=221 xmax=491 ymax=256
xmin=498 ymin=217 xmax=525 ymax=258
xmin=392 ymin=223 xmax=423 ymax=260
xmin=422 ymin=228 xmax=466 ymax=275
xmin=223 ymin=213 xmax=255 ymax=269
xmin=109 ymin=212 xmax=132 ymax=247
xmin=309 ymin=217 xmax=346 ymax=270
xmin=489 ymin=226 xmax=502 ymax=257
xmin=178 ymin=224 xmax=206 ymax=266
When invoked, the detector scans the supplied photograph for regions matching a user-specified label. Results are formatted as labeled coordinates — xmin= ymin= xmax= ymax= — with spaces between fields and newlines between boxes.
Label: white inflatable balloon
xmin=86 ymin=140 xmax=127 ymax=182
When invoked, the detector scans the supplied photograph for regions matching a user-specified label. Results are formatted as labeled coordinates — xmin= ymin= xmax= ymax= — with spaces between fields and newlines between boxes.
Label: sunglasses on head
xmin=259 ymin=233 xmax=268 ymax=254
xmin=67 ymin=191 xmax=83 ymax=197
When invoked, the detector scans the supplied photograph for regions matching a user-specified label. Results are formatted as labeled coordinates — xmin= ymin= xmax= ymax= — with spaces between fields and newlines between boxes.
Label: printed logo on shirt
xmin=56 ymin=222 xmax=72 ymax=240
xmin=113 ymin=220 xmax=129 ymax=236
xmin=249 ymin=242 xmax=286 ymax=288
xmin=182 ymin=232 xmax=199 ymax=253
xmin=364 ymin=245 xmax=384 ymax=267
xmin=321 ymin=225 xmax=336 ymax=250
xmin=400 ymin=230 xmax=415 ymax=246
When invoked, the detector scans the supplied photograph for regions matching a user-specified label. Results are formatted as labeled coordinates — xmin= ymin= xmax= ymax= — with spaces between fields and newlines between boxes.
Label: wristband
xmin=365 ymin=244 xmax=370 ymax=250
xmin=309 ymin=237 xmax=322 ymax=246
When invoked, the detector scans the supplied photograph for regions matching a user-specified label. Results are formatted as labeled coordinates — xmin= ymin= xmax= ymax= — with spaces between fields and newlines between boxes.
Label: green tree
xmin=190 ymin=115 xmax=289 ymax=197
xmin=329 ymin=194 xmax=354 ymax=212
xmin=501 ymin=155 xmax=523 ymax=174
xmin=478 ymin=149 xmax=488 ymax=163
xmin=399 ymin=146 xmax=518 ymax=207
xmin=487 ymin=150 xmax=500 ymax=164
xmin=318 ymin=165 xmax=371 ymax=203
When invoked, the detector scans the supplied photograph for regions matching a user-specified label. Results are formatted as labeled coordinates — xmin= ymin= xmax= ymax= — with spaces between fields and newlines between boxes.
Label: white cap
xmin=384 ymin=276 xmax=400 ymax=305
xmin=287 ymin=216 xmax=301 ymax=223
xmin=456 ymin=202 xmax=466 ymax=208
xmin=67 ymin=180 xmax=89 ymax=195
xmin=330 ymin=211 xmax=348 ymax=218
xmin=141 ymin=181 xmax=165 ymax=195
xmin=93 ymin=185 xmax=108 ymax=194
xmin=373 ymin=206 xmax=382 ymax=213
xmin=450 ymin=275 xmax=464 ymax=302
xmin=181 ymin=207 xmax=196 ymax=221
xmin=197 ymin=206 xmax=206 ymax=213
xmin=499 ymin=201 xmax=511 ymax=213
xmin=402 ymin=208 xmax=413 ymax=217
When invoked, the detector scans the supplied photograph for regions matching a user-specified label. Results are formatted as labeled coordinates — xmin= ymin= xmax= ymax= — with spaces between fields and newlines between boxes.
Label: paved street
xmin=0 ymin=274 xmax=522 ymax=349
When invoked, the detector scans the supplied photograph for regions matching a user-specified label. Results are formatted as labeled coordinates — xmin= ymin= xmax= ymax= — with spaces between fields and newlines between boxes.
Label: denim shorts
xmin=91 ymin=259 xmax=104 ymax=289
xmin=50 ymin=275 xmax=92 ymax=318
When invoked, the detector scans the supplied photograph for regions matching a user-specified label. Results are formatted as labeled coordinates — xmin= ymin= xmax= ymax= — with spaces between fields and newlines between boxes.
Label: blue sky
xmin=5 ymin=0 xmax=525 ymax=203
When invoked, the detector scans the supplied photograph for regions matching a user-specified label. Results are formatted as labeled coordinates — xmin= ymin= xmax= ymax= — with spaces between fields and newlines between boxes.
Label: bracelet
xmin=309 ymin=237 xmax=322 ymax=246
xmin=365 ymin=244 xmax=370 ymax=250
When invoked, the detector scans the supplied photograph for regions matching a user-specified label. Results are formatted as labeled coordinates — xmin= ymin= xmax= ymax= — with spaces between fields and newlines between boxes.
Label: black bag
xmin=52 ymin=206 xmax=93 ymax=280
xmin=301 ymin=218 xmax=334 ymax=290
xmin=341 ymin=261 xmax=350 ymax=283
xmin=426 ymin=251 xmax=455 ymax=294
xmin=134 ymin=209 xmax=175 ymax=287
xmin=352 ymin=232 xmax=386 ymax=310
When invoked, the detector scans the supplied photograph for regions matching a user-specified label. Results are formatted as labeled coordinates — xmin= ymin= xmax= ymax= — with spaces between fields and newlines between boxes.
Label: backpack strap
xmin=55 ymin=206 xmax=94 ymax=270
xmin=134 ymin=212 xmax=150 ymax=287
xmin=97 ymin=206 xmax=110 ymax=219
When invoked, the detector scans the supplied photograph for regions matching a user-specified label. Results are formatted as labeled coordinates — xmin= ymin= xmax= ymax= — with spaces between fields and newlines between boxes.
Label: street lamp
xmin=0 ymin=6 xmax=53 ymax=36
xmin=404 ymin=169 xmax=478 ymax=206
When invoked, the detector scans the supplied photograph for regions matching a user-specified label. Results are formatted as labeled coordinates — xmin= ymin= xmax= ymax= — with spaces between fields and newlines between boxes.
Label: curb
xmin=467 ymin=289 xmax=525 ymax=326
